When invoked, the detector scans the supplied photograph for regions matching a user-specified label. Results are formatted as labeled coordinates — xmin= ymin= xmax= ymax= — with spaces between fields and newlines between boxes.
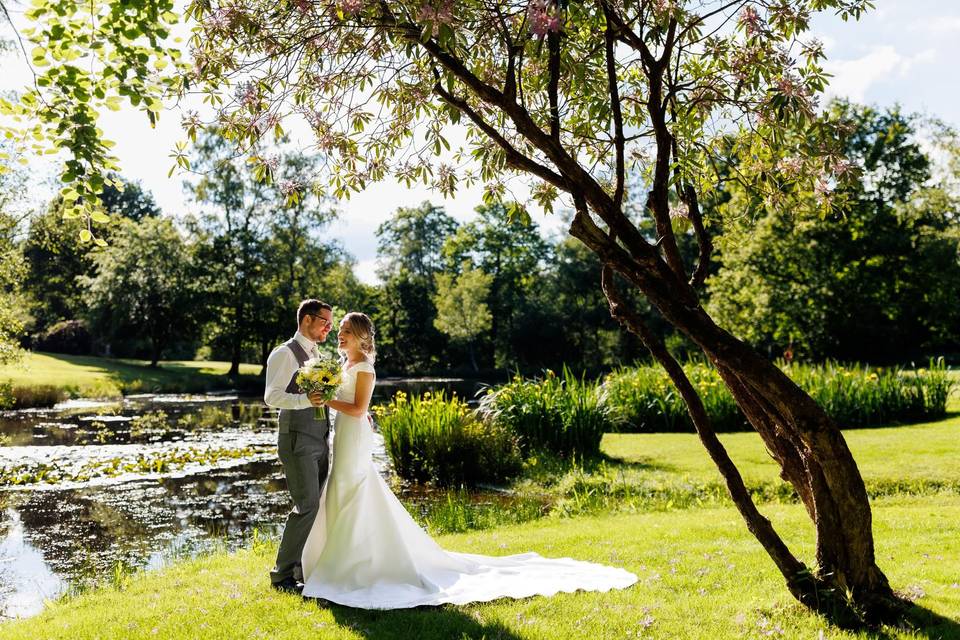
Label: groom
xmin=264 ymin=298 xmax=334 ymax=594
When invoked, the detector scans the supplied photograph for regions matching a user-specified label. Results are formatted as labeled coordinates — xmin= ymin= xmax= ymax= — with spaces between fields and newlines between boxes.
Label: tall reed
xmin=476 ymin=367 xmax=612 ymax=459
xmin=375 ymin=391 xmax=522 ymax=486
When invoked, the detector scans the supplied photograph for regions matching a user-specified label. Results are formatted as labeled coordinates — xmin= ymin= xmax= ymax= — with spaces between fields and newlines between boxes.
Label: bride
xmin=300 ymin=312 xmax=637 ymax=608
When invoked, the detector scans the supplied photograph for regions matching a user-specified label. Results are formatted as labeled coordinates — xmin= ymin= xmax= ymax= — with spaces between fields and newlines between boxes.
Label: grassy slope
xmin=2 ymin=497 xmax=958 ymax=640
xmin=0 ymin=351 xmax=261 ymax=396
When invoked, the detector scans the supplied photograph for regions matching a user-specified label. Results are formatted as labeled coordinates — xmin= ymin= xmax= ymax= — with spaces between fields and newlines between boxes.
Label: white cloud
xmin=908 ymin=16 xmax=960 ymax=34
xmin=824 ymin=46 xmax=937 ymax=102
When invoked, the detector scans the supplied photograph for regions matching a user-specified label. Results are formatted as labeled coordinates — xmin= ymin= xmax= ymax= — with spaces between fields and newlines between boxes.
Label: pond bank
xmin=0 ymin=352 xmax=497 ymax=409
xmin=0 ymin=388 xmax=491 ymax=619
xmin=0 ymin=352 xmax=264 ymax=409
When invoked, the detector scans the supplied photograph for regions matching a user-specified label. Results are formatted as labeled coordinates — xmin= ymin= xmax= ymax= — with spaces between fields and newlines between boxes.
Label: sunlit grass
xmin=412 ymin=416 xmax=960 ymax=535
xmin=0 ymin=352 xmax=262 ymax=407
xmin=601 ymin=413 xmax=960 ymax=487
xmin=2 ymin=496 xmax=958 ymax=639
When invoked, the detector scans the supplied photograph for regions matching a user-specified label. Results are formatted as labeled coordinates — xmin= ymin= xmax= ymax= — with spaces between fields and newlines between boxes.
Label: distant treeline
xmin=2 ymin=102 xmax=959 ymax=375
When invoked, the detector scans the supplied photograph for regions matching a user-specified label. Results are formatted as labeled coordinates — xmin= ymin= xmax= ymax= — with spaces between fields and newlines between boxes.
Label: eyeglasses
xmin=307 ymin=314 xmax=333 ymax=328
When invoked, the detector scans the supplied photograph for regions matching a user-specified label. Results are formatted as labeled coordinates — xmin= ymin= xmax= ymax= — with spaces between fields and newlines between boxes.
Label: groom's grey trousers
xmin=270 ymin=338 xmax=331 ymax=585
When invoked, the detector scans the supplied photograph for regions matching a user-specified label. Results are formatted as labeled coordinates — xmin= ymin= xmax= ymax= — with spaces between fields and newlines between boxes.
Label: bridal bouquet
xmin=296 ymin=356 xmax=342 ymax=419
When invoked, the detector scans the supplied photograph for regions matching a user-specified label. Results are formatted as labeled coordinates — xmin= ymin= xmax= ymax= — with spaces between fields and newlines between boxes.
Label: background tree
xmin=81 ymin=217 xmax=199 ymax=367
xmin=22 ymin=198 xmax=96 ymax=333
xmin=186 ymin=131 xmax=282 ymax=376
xmin=0 ymin=153 xmax=28 ymax=364
xmin=541 ymin=234 xmax=647 ymax=371
xmin=375 ymin=202 xmax=459 ymax=373
xmin=708 ymin=103 xmax=960 ymax=361
xmin=433 ymin=264 xmax=492 ymax=371
xmin=98 ymin=174 xmax=162 ymax=222
xmin=250 ymin=152 xmax=340 ymax=370
xmin=443 ymin=203 xmax=551 ymax=369
xmin=23 ymin=175 xmax=163 ymax=337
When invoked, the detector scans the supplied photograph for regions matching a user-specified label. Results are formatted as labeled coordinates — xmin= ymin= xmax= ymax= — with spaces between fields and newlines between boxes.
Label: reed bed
xmin=375 ymin=390 xmax=522 ymax=487
xmin=602 ymin=358 xmax=955 ymax=433
xmin=476 ymin=367 xmax=612 ymax=459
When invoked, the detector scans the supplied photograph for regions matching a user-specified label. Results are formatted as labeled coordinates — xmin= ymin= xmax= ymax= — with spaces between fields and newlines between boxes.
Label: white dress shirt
xmin=264 ymin=331 xmax=318 ymax=410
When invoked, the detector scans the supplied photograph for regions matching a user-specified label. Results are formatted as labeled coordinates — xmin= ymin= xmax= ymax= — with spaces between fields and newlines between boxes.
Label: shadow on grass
xmin=596 ymin=452 xmax=680 ymax=474
xmin=322 ymin=601 xmax=524 ymax=640
xmin=873 ymin=601 xmax=960 ymax=640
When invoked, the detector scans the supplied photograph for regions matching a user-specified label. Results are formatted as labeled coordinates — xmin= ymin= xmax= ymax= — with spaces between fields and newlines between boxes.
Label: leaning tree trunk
xmin=573 ymin=216 xmax=900 ymax=623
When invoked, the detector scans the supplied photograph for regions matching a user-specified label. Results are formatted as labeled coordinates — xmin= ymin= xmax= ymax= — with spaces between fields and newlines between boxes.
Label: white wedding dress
xmin=300 ymin=360 xmax=637 ymax=609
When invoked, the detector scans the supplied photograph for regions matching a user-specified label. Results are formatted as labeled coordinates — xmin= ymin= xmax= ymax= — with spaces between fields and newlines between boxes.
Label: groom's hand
xmin=307 ymin=392 xmax=326 ymax=407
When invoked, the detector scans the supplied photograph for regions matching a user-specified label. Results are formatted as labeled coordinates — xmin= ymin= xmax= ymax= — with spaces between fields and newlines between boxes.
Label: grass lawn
xmin=0 ymin=352 xmax=262 ymax=405
xmin=600 ymin=412 xmax=960 ymax=488
xmin=2 ymin=496 xmax=958 ymax=639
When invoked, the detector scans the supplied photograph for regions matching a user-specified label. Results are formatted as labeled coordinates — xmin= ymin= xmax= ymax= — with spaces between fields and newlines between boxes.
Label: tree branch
xmin=684 ymin=184 xmax=712 ymax=288
xmin=432 ymin=78 xmax=568 ymax=191
xmin=603 ymin=5 xmax=626 ymax=210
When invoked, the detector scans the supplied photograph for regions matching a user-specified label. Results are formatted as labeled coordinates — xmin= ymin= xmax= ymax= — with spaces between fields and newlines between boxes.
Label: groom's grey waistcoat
xmin=277 ymin=338 xmax=330 ymax=435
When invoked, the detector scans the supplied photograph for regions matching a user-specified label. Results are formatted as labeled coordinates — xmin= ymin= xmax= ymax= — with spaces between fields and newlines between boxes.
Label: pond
xmin=0 ymin=378 xmax=493 ymax=620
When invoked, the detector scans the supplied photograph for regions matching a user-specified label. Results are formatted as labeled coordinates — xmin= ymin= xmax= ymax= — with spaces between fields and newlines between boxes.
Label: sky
xmin=2 ymin=0 xmax=959 ymax=283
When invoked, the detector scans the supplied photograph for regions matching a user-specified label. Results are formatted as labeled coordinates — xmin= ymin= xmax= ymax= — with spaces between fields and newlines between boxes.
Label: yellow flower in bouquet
xmin=297 ymin=356 xmax=342 ymax=419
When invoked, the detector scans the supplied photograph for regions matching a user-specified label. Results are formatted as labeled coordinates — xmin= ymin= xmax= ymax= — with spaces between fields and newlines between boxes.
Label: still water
xmin=0 ymin=378 xmax=488 ymax=619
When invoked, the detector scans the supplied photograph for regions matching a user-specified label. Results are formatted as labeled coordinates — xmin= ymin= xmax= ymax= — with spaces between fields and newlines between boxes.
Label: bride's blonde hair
xmin=339 ymin=312 xmax=376 ymax=363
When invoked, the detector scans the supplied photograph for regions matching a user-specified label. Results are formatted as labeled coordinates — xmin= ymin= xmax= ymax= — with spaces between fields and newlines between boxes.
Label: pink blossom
xmin=652 ymin=0 xmax=672 ymax=15
xmin=528 ymin=0 xmax=561 ymax=38
xmin=297 ymin=106 xmax=324 ymax=130
xmin=813 ymin=173 xmax=831 ymax=204
xmin=208 ymin=7 xmax=238 ymax=31
xmin=830 ymin=157 xmax=854 ymax=177
xmin=777 ymin=156 xmax=804 ymax=178
xmin=264 ymin=154 xmax=281 ymax=172
xmin=670 ymin=202 xmax=689 ymax=219
xmin=338 ymin=0 xmax=364 ymax=15
xmin=279 ymin=178 xmax=302 ymax=197
xmin=293 ymin=0 xmax=313 ymax=15
xmin=730 ymin=45 xmax=761 ymax=82
xmin=418 ymin=1 xmax=454 ymax=27
xmin=738 ymin=5 xmax=762 ymax=36
xmin=236 ymin=82 xmax=258 ymax=108
xmin=252 ymin=112 xmax=281 ymax=134
xmin=776 ymin=73 xmax=802 ymax=98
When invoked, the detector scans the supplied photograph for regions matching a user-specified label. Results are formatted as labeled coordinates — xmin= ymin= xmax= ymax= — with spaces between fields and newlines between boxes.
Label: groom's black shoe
xmin=271 ymin=576 xmax=304 ymax=595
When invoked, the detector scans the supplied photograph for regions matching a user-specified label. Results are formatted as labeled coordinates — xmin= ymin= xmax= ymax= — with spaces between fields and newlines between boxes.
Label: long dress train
xmin=300 ymin=360 xmax=637 ymax=609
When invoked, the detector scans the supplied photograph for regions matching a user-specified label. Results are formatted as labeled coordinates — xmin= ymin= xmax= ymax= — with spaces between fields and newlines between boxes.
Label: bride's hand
xmin=307 ymin=391 xmax=326 ymax=407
